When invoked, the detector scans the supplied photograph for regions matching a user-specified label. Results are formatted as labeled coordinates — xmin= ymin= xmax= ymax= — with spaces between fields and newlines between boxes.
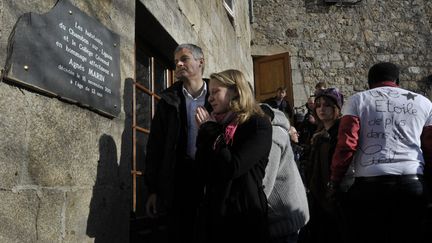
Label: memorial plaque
xmin=4 ymin=0 xmax=121 ymax=117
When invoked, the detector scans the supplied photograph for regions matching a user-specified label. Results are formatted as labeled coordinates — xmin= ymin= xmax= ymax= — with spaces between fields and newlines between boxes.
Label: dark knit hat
xmin=368 ymin=62 xmax=400 ymax=85
xmin=260 ymin=104 xmax=275 ymax=121
xmin=315 ymin=88 xmax=344 ymax=110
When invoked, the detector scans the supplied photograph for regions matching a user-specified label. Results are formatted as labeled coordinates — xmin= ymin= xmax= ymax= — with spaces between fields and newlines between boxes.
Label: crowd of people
xmin=144 ymin=43 xmax=432 ymax=243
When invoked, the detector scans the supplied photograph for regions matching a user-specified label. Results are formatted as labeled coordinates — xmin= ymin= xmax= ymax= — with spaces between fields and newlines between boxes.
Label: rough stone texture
xmin=0 ymin=190 xmax=38 ymax=243
xmin=252 ymin=0 xmax=432 ymax=106
xmin=141 ymin=0 xmax=254 ymax=82
xmin=36 ymin=188 xmax=65 ymax=243
xmin=25 ymin=95 xmax=101 ymax=187
xmin=0 ymin=0 xmax=134 ymax=242
xmin=0 ymin=84 xmax=26 ymax=189
xmin=64 ymin=189 xmax=93 ymax=243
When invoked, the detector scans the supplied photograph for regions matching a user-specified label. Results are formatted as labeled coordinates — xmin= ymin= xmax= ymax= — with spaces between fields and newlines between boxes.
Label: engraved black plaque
xmin=5 ymin=0 xmax=120 ymax=117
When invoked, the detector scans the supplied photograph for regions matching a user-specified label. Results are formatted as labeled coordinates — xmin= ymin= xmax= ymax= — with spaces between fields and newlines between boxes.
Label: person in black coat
xmin=144 ymin=44 xmax=212 ymax=242
xmin=195 ymin=69 xmax=272 ymax=243
xmin=303 ymin=88 xmax=346 ymax=243
xmin=264 ymin=87 xmax=294 ymax=120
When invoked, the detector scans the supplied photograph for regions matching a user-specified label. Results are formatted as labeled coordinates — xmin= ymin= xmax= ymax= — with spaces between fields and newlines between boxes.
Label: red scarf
xmin=213 ymin=112 xmax=238 ymax=150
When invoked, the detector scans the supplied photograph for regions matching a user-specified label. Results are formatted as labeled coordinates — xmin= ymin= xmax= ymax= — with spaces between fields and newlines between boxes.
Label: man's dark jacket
xmin=265 ymin=97 xmax=294 ymax=119
xmin=144 ymin=80 xmax=212 ymax=209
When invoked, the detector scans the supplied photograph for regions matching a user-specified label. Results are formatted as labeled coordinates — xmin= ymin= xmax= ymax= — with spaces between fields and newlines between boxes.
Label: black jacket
xmin=195 ymin=114 xmax=272 ymax=242
xmin=306 ymin=119 xmax=340 ymax=213
xmin=264 ymin=97 xmax=294 ymax=118
xmin=144 ymin=80 xmax=212 ymax=209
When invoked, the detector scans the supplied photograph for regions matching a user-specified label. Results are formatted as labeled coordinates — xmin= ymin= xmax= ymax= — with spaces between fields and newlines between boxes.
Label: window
xmin=223 ymin=0 xmax=235 ymax=22
xmin=132 ymin=0 xmax=176 ymax=218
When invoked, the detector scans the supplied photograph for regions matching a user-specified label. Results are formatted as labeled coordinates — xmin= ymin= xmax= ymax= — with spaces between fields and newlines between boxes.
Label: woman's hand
xmin=196 ymin=106 xmax=215 ymax=127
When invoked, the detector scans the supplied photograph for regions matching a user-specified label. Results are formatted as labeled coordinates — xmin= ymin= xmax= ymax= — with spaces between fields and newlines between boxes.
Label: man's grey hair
xmin=174 ymin=43 xmax=204 ymax=60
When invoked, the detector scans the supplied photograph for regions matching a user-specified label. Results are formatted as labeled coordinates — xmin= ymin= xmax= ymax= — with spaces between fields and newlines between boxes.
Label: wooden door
xmin=253 ymin=52 xmax=293 ymax=105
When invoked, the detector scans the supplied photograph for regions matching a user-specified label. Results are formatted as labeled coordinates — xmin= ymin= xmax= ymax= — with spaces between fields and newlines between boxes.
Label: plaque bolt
xmin=113 ymin=43 xmax=117 ymax=47
xmin=114 ymin=105 xmax=117 ymax=108
xmin=69 ymin=10 xmax=73 ymax=15
xmin=24 ymin=65 xmax=29 ymax=71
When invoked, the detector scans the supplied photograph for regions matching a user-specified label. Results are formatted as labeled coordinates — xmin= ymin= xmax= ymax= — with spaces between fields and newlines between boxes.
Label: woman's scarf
xmin=213 ymin=111 xmax=239 ymax=150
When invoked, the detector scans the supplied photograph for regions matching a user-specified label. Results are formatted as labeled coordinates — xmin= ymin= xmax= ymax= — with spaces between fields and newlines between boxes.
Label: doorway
xmin=131 ymin=1 xmax=177 ymax=242
xmin=253 ymin=52 xmax=293 ymax=105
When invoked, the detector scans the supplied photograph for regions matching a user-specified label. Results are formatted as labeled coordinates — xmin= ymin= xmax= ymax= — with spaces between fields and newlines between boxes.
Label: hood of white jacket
xmin=260 ymin=103 xmax=290 ymax=138
xmin=271 ymin=106 xmax=290 ymax=133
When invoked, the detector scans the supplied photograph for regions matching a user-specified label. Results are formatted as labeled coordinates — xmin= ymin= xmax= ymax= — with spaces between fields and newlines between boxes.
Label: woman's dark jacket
xmin=306 ymin=119 xmax=340 ymax=213
xmin=144 ymin=80 xmax=212 ymax=209
xmin=195 ymin=114 xmax=272 ymax=243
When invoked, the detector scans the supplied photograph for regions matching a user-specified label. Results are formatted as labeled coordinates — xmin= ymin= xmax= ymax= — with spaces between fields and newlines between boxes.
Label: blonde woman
xmin=195 ymin=69 xmax=272 ymax=243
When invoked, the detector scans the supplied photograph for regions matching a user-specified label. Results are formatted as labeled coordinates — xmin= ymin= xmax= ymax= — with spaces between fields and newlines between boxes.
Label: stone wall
xmin=141 ymin=0 xmax=254 ymax=82
xmin=252 ymin=0 xmax=432 ymax=106
xmin=0 ymin=0 xmax=134 ymax=242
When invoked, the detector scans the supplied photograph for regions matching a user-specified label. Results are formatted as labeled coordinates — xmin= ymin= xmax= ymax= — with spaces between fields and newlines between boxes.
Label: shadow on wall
xmin=86 ymin=78 xmax=133 ymax=242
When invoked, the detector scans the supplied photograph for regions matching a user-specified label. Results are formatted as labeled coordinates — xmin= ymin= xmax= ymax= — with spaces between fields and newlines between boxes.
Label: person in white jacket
xmin=261 ymin=104 xmax=310 ymax=243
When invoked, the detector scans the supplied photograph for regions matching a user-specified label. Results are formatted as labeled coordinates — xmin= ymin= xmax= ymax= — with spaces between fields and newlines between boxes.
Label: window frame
xmin=223 ymin=0 xmax=235 ymax=21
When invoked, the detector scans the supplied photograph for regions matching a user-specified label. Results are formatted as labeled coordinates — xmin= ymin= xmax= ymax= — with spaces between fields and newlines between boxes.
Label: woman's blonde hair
xmin=210 ymin=69 xmax=263 ymax=124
